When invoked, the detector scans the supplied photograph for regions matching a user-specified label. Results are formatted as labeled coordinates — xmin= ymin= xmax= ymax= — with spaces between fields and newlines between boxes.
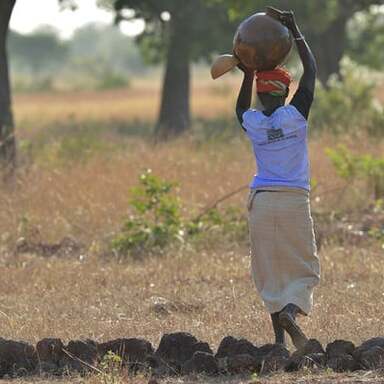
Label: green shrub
xmin=56 ymin=133 xmax=108 ymax=162
xmin=310 ymin=60 xmax=384 ymax=136
xmin=99 ymin=351 xmax=122 ymax=384
xmin=111 ymin=169 xmax=183 ymax=258
xmin=326 ymin=145 xmax=384 ymax=200
xmin=187 ymin=206 xmax=247 ymax=245
xmin=111 ymin=170 xmax=248 ymax=258
xmin=12 ymin=73 xmax=54 ymax=92
xmin=96 ymin=70 xmax=130 ymax=90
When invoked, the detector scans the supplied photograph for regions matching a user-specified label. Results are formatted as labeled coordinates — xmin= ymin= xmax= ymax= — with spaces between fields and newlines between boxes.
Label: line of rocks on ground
xmin=2 ymin=333 xmax=384 ymax=379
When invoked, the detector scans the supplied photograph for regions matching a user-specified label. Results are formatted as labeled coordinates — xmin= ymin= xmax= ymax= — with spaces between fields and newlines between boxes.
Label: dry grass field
xmin=0 ymin=75 xmax=383 ymax=383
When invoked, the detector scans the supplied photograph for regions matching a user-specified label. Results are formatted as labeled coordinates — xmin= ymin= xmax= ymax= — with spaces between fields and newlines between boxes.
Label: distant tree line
xmin=8 ymin=24 xmax=145 ymax=90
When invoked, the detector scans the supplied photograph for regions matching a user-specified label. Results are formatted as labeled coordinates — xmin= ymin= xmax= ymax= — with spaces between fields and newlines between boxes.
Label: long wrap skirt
xmin=248 ymin=188 xmax=320 ymax=315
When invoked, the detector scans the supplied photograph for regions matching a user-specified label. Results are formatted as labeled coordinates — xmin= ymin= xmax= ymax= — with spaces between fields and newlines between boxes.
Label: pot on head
xmin=211 ymin=9 xmax=292 ymax=79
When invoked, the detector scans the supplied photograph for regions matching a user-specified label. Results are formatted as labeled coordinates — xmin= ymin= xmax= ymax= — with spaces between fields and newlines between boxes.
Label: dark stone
xmin=294 ymin=353 xmax=324 ymax=371
xmin=155 ymin=332 xmax=212 ymax=373
xmin=36 ymin=338 xmax=64 ymax=366
xmin=326 ymin=340 xmax=355 ymax=358
xmin=353 ymin=337 xmax=384 ymax=361
xmin=181 ymin=351 xmax=218 ymax=375
xmin=215 ymin=336 xmax=258 ymax=359
xmin=304 ymin=353 xmax=326 ymax=368
xmin=285 ymin=353 xmax=325 ymax=372
xmin=285 ymin=340 xmax=325 ymax=372
xmin=297 ymin=353 xmax=326 ymax=370
xmin=296 ymin=339 xmax=325 ymax=356
xmin=0 ymin=338 xmax=37 ymax=378
xmin=259 ymin=344 xmax=289 ymax=359
xmin=226 ymin=353 xmax=259 ymax=374
xmin=358 ymin=346 xmax=384 ymax=370
xmin=260 ymin=355 xmax=288 ymax=374
xmin=99 ymin=338 xmax=154 ymax=371
xmin=59 ymin=339 xmax=98 ymax=373
xmin=146 ymin=355 xmax=172 ymax=377
xmin=327 ymin=353 xmax=357 ymax=372
xmin=259 ymin=344 xmax=290 ymax=374
xmin=219 ymin=343 xmax=289 ymax=375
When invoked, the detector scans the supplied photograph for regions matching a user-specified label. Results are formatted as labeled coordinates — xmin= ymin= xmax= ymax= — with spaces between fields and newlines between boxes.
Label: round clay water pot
xmin=233 ymin=12 xmax=292 ymax=71
xmin=211 ymin=10 xmax=292 ymax=79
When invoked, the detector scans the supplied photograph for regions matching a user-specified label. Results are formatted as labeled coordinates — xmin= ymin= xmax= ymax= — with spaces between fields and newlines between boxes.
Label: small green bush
xmin=99 ymin=351 xmax=122 ymax=384
xmin=326 ymin=145 xmax=384 ymax=200
xmin=310 ymin=60 xmax=384 ymax=136
xmin=12 ymin=74 xmax=54 ymax=92
xmin=111 ymin=170 xmax=248 ymax=258
xmin=186 ymin=206 xmax=247 ymax=246
xmin=96 ymin=70 xmax=130 ymax=90
xmin=111 ymin=169 xmax=183 ymax=258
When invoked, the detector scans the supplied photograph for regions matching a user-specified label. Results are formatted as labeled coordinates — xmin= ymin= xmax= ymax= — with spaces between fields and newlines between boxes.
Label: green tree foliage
xmin=309 ymin=60 xmax=384 ymax=136
xmin=69 ymin=23 xmax=144 ymax=74
xmin=347 ymin=7 xmax=384 ymax=70
xmin=8 ymin=27 xmax=68 ymax=74
xmin=8 ymin=23 xmax=143 ymax=91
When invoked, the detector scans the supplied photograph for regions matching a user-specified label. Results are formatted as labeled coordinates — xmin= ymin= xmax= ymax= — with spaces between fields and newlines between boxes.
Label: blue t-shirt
xmin=242 ymin=104 xmax=310 ymax=191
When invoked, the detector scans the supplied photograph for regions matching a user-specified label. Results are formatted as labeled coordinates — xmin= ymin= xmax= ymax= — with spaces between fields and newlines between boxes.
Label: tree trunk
xmin=0 ymin=0 xmax=16 ymax=174
xmin=309 ymin=12 xmax=349 ymax=85
xmin=155 ymin=15 xmax=191 ymax=140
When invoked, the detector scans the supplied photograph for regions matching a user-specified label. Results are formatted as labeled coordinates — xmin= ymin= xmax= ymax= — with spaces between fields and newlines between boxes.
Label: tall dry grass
xmin=6 ymin=76 xmax=383 ymax=248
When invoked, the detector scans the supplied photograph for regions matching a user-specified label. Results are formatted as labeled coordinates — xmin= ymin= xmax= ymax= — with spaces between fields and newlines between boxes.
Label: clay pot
xmin=211 ymin=10 xmax=292 ymax=79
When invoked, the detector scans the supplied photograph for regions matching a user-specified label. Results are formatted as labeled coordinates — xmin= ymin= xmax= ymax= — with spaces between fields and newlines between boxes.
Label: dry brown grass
xmin=1 ymin=79 xmax=383 ymax=383
xmin=0 ymin=240 xmax=383 ymax=347
xmin=1 ymin=234 xmax=383 ymax=384
xmin=1 ymin=133 xmax=381 ymax=247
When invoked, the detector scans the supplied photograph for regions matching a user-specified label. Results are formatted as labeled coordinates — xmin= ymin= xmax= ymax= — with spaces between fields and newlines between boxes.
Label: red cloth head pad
xmin=256 ymin=67 xmax=292 ymax=96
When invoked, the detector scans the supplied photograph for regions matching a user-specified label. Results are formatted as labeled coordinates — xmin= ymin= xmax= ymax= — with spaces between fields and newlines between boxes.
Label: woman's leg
xmin=279 ymin=303 xmax=308 ymax=350
xmin=271 ymin=312 xmax=286 ymax=345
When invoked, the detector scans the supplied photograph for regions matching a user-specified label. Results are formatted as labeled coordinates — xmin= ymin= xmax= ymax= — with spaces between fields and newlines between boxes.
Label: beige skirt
xmin=247 ymin=188 xmax=320 ymax=315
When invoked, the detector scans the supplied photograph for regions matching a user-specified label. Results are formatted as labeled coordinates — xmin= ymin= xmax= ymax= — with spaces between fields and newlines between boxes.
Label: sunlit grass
xmin=1 ymin=74 xmax=383 ymax=384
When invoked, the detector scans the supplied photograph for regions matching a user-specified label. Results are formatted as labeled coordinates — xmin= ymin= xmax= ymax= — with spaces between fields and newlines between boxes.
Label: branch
xmin=193 ymin=184 xmax=248 ymax=222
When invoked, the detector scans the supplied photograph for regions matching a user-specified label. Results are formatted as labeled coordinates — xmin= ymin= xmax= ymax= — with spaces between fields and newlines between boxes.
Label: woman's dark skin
xmin=236 ymin=11 xmax=318 ymax=348
xmin=236 ymin=11 xmax=317 ymax=124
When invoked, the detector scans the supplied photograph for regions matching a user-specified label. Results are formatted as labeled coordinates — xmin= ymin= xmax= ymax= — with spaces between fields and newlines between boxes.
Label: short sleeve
xmin=290 ymin=87 xmax=314 ymax=120
xmin=242 ymin=110 xmax=255 ymax=132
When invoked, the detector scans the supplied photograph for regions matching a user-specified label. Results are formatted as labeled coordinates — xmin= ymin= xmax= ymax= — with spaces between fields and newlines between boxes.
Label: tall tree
xmin=112 ymin=0 xmax=235 ymax=140
xmin=0 ymin=0 xmax=16 ymax=174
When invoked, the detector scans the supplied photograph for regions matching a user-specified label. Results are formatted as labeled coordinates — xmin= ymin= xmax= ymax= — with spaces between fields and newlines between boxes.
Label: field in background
xmin=0 ymin=70 xmax=384 ymax=383
xmin=13 ymin=68 xmax=384 ymax=127
xmin=13 ymin=70 xmax=239 ymax=127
